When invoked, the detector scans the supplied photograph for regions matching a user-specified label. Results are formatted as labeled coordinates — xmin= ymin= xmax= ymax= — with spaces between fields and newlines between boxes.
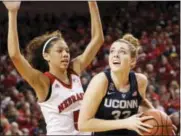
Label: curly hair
xmin=119 ymin=33 xmax=140 ymax=58
xmin=26 ymin=30 xmax=63 ymax=72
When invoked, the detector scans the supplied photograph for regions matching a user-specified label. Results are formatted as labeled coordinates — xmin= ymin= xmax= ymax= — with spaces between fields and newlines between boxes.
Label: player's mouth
xmin=112 ymin=60 xmax=121 ymax=65
xmin=61 ymin=59 xmax=69 ymax=64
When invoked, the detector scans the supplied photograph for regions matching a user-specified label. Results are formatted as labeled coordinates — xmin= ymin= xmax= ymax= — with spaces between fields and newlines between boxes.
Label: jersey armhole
xmin=44 ymin=84 xmax=52 ymax=101
xmin=134 ymin=73 xmax=143 ymax=101
xmin=102 ymin=71 xmax=110 ymax=98
xmin=40 ymin=72 xmax=55 ymax=102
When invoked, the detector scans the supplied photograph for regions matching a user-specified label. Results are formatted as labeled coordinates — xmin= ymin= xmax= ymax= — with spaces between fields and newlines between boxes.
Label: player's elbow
xmin=97 ymin=35 xmax=104 ymax=45
xmin=9 ymin=54 xmax=21 ymax=63
xmin=92 ymin=34 xmax=104 ymax=46
xmin=9 ymin=51 xmax=21 ymax=60
xmin=78 ymin=121 xmax=86 ymax=132
xmin=78 ymin=120 xmax=90 ymax=132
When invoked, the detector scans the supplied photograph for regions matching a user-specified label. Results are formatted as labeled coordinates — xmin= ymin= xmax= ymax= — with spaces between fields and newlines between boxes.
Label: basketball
xmin=141 ymin=109 xmax=173 ymax=136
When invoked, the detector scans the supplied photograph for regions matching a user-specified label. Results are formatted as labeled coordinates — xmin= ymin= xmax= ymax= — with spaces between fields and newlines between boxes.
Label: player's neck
xmin=49 ymin=67 xmax=68 ymax=82
xmin=111 ymin=69 xmax=130 ymax=89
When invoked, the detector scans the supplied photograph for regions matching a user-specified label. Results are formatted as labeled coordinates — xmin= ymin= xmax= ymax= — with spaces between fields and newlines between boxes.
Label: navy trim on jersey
xmin=130 ymin=71 xmax=140 ymax=96
xmin=104 ymin=69 xmax=134 ymax=94
xmin=104 ymin=69 xmax=142 ymax=98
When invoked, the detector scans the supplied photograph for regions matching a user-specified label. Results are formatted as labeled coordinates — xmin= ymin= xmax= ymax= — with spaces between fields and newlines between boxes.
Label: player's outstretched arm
xmin=78 ymin=73 xmax=153 ymax=135
xmin=3 ymin=1 xmax=50 ymax=102
xmin=72 ymin=1 xmax=104 ymax=75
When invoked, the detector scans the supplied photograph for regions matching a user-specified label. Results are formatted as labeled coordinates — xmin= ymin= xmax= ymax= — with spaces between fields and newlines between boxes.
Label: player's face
xmin=48 ymin=40 xmax=70 ymax=70
xmin=109 ymin=41 xmax=132 ymax=72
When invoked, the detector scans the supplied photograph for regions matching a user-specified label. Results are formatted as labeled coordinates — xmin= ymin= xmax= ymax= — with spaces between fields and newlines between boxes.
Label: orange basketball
xmin=141 ymin=109 xmax=174 ymax=136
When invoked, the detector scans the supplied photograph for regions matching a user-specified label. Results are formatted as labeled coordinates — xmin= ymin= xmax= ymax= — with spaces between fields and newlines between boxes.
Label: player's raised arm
xmin=3 ymin=1 xmax=50 ymax=102
xmin=72 ymin=1 xmax=104 ymax=74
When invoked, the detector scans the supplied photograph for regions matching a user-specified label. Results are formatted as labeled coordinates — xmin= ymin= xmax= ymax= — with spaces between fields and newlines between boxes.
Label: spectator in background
xmin=167 ymin=88 xmax=180 ymax=115
xmin=0 ymin=117 xmax=11 ymax=135
xmin=156 ymin=55 xmax=176 ymax=84
xmin=169 ymin=80 xmax=179 ymax=100
xmin=145 ymin=64 xmax=156 ymax=85
xmin=5 ymin=101 xmax=19 ymax=123
xmin=152 ymin=98 xmax=165 ymax=112
xmin=5 ymin=122 xmax=23 ymax=135
xmin=147 ymin=84 xmax=160 ymax=100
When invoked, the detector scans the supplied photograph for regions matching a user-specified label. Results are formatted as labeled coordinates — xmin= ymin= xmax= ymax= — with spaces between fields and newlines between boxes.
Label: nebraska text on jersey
xmin=58 ymin=93 xmax=84 ymax=112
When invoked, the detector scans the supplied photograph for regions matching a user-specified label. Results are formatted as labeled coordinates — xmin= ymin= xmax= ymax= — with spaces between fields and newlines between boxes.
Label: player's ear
xmin=43 ymin=52 xmax=50 ymax=62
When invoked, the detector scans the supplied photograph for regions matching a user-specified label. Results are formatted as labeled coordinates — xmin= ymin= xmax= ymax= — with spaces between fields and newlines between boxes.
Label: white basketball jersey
xmin=38 ymin=72 xmax=90 ymax=135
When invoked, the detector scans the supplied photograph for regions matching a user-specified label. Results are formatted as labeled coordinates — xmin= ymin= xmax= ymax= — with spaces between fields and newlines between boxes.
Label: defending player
xmin=3 ymin=1 xmax=104 ymax=135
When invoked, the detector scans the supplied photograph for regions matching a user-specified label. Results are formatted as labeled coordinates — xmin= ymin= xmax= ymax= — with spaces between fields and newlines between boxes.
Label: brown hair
xmin=26 ymin=30 xmax=63 ymax=72
xmin=119 ymin=33 xmax=140 ymax=58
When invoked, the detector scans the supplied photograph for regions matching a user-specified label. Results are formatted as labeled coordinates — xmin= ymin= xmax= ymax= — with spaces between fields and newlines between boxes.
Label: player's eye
xmin=65 ymin=49 xmax=70 ymax=53
xmin=119 ymin=50 xmax=126 ymax=54
xmin=56 ymin=49 xmax=63 ymax=53
xmin=110 ymin=50 xmax=114 ymax=54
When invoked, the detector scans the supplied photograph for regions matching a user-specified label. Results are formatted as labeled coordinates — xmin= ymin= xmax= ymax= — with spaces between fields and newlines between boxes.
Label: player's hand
xmin=2 ymin=0 xmax=21 ymax=11
xmin=171 ymin=124 xmax=177 ymax=135
xmin=169 ymin=113 xmax=178 ymax=135
xmin=88 ymin=1 xmax=97 ymax=7
xmin=125 ymin=113 xmax=153 ymax=135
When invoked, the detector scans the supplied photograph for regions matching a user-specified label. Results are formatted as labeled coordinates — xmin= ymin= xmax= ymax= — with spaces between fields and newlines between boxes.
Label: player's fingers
xmin=140 ymin=122 xmax=153 ymax=129
xmin=172 ymin=130 xmax=176 ymax=136
xmin=135 ymin=129 xmax=143 ymax=136
xmin=137 ymin=125 xmax=151 ymax=133
xmin=136 ymin=112 xmax=143 ymax=117
xmin=140 ymin=116 xmax=153 ymax=121
xmin=172 ymin=124 xmax=177 ymax=132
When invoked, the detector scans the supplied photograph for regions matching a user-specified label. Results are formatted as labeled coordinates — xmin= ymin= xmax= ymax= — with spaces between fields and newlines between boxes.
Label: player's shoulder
xmin=135 ymin=73 xmax=148 ymax=87
xmin=88 ymin=72 xmax=109 ymax=90
xmin=88 ymin=72 xmax=109 ymax=96
xmin=91 ymin=72 xmax=108 ymax=83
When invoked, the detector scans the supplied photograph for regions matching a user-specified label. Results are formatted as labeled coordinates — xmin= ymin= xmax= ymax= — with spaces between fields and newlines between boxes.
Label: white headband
xmin=42 ymin=37 xmax=57 ymax=54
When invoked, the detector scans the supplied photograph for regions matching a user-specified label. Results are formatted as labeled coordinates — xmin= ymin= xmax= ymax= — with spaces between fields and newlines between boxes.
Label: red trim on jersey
xmin=73 ymin=110 xmax=79 ymax=130
xmin=44 ymin=72 xmax=55 ymax=84
xmin=44 ymin=72 xmax=72 ymax=89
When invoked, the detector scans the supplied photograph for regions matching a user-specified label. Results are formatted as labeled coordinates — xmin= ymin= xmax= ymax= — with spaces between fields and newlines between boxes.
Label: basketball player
xmin=3 ymin=1 xmax=104 ymax=135
xmin=78 ymin=34 xmax=177 ymax=135
xmin=78 ymin=34 xmax=156 ymax=136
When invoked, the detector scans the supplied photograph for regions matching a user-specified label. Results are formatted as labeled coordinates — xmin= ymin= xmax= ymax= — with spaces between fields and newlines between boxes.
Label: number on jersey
xmin=112 ymin=110 xmax=131 ymax=119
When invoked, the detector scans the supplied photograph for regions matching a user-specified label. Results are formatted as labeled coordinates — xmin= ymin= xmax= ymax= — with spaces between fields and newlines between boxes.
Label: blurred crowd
xmin=0 ymin=2 xmax=180 ymax=135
